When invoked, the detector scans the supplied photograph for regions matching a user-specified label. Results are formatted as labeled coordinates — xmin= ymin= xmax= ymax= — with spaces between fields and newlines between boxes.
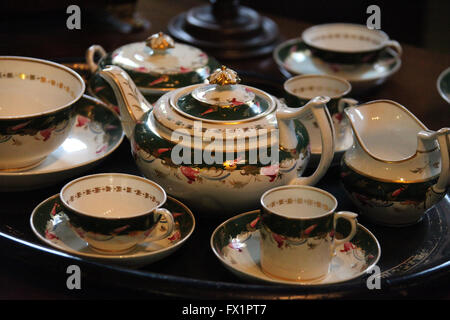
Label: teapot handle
xmin=433 ymin=128 xmax=450 ymax=193
xmin=276 ymin=96 xmax=335 ymax=186
xmin=86 ymin=45 xmax=107 ymax=73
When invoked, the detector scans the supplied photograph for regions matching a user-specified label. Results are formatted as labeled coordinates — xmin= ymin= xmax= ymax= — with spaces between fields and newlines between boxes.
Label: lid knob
xmin=208 ymin=66 xmax=241 ymax=86
xmin=145 ymin=32 xmax=175 ymax=53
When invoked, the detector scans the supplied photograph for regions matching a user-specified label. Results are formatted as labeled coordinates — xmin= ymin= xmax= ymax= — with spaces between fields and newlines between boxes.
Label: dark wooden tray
xmin=0 ymin=69 xmax=449 ymax=299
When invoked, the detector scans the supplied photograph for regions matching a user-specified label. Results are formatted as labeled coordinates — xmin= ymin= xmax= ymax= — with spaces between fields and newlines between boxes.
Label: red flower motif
xmin=250 ymin=217 xmax=260 ymax=229
xmin=391 ymin=187 xmax=406 ymax=197
xmin=304 ymin=224 xmax=317 ymax=235
xmin=340 ymin=242 xmax=356 ymax=252
xmin=149 ymin=76 xmax=168 ymax=86
xmin=172 ymin=212 xmax=184 ymax=218
xmin=230 ymin=98 xmax=244 ymax=106
xmin=76 ymin=115 xmax=91 ymax=127
xmin=50 ymin=202 xmax=59 ymax=216
xmin=45 ymin=230 xmax=58 ymax=240
xmin=180 ymin=166 xmax=199 ymax=184
xmin=334 ymin=112 xmax=343 ymax=123
xmin=157 ymin=148 xmax=171 ymax=154
xmin=10 ymin=121 xmax=31 ymax=131
xmin=272 ymin=233 xmax=286 ymax=248
xmin=179 ymin=66 xmax=192 ymax=73
xmin=113 ymin=225 xmax=130 ymax=234
xmin=94 ymin=86 xmax=106 ymax=93
xmin=40 ymin=128 xmax=54 ymax=141
xmin=96 ymin=144 xmax=108 ymax=154
xmin=136 ymin=67 xmax=148 ymax=73
xmin=168 ymin=230 xmax=181 ymax=242
xmin=200 ymin=108 xmax=215 ymax=116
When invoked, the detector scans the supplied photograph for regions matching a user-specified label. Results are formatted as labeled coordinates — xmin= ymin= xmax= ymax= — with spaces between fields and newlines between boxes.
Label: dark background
xmin=244 ymin=0 xmax=450 ymax=53
xmin=1 ymin=0 xmax=449 ymax=55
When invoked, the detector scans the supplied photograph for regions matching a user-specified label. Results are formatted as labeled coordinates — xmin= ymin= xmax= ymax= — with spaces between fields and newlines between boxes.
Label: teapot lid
xmin=152 ymin=66 xmax=280 ymax=150
xmin=170 ymin=66 xmax=275 ymax=123
xmin=101 ymin=32 xmax=218 ymax=92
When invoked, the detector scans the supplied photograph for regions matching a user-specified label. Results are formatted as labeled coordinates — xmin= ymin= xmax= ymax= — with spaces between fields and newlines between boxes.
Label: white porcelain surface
xmin=112 ymin=42 xmax=209 ymax=75
xmin=0 ymin=57 xmax=84 ymax=118
xmin=302 ymin=23 xmax=390 ymax=53
xmin=30 ymin=194 xmax=195 ymax=268
xmin=0 ymin=57 xmax=85 ymax=170
xmin=344 ymin=100 xmax=444 ymax=182
xmin=273 ymin=39 xmax=401 ymax=94
xmin=259 ymin=185 xmax=357 ymax=281
xmin=61 ymin=173 xmax=166 ymax=218
xmin=99 ymin=66 xmax=336 ymax=214
xmin=0 ymin=96 xmax=124 ymax=192
xmin=211 ymin=210 xmax=381 ymax=285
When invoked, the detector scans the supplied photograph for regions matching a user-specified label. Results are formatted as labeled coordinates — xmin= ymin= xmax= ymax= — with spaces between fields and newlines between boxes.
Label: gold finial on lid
xmin=145 ymin=32 xmax=175 ymax=52
xmin=208 ymin=66 xmax=241 ymax=86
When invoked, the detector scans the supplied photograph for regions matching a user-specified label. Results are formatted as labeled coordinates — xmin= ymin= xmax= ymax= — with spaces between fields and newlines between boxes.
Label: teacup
xmin=259 ymin=185 xmax=358 ymax=281
xmin=0 ymin=56 xmax=85 ymax=171
xmin=302 ymin=23 xmax=402 ymax=65
xmin=284 ymin=74 xmax=357 ymax=155
xmin=60 ymin=173 xmax=175 ymax=254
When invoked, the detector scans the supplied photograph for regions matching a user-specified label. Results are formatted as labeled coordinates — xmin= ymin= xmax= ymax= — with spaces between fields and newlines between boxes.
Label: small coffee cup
xmin=284 ymin=74 xmax=357 ymax=154
xmin=259 ymin=185 xmax=358 ymax=281
xmin=302 ymin=23 xmax=402 ymax=65
xmin=0 ymin=56 xmax=85 ymax=171
xmin=60 ymin=173 xmax=175 ymax=254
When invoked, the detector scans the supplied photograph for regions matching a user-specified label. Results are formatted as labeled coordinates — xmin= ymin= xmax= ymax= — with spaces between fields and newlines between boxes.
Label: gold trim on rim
xmin=60 ymin=173 xmax=167 ymax=220
xmin=284 ymin=74 xmax=352 ymax=100
xmin=345 ymin=99 xmax=433 ymax=164
xmin=260 ymin=185 xmax=338 ymax=220
xmin=343 ymin=158 xmax=440 ymax=184
xmin=169 ymin=84 xmax=277 ymax=125
xmin=0 ymin=56 xmax=85 ymax=120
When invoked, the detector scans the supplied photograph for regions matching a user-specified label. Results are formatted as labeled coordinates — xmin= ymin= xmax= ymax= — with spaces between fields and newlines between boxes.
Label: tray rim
xmin=1 ymin=208 xmax=450 ymax=300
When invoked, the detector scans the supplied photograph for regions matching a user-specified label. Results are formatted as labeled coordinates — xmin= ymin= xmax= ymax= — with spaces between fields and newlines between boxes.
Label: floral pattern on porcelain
xmin=211 ymin=210 xmax=379 ymax=284
xmin=131 ymin=110 xmax=310 ymax=190
xmin=340 ymin=160 xmax=444 ymax=226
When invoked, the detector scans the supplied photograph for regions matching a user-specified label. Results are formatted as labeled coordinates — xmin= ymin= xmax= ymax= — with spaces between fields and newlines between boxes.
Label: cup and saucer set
xmin=274 ymin=23 xmax=402 ymax=95
xmin=2 ymin=26 xmax=448 ymax=286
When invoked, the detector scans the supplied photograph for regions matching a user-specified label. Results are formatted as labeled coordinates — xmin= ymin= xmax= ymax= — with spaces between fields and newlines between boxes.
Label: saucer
xmin=0 ymin=95 xmax=124 ymax=191
xmin=437 ymin=67 xmax=450 ymax=104
xmin=274 ymin=38 xmax=401 ymax=94
xmin=30 ymin=194 xmax=195 ymax=268
xmin=211 ymin=210 xmax=380 ymax=285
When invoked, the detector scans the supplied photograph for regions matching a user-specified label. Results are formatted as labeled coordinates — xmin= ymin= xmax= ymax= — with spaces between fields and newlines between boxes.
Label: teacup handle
xmin=333 ymin=211 xmax=358 ymax=249
xmin=337 ymin=98 xmax=358 ymax=114
xmin=86 ymin=45 xmax=107 ymax=73
xmin=384 ymin=40 xmax=402 ymax=58
xmin=145 ymin=208 xmax=175 ymax=242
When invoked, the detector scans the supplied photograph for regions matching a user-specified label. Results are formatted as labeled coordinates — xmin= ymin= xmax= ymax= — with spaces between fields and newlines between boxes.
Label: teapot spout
xmin=99 ymin=66 xmax=152 ymax=138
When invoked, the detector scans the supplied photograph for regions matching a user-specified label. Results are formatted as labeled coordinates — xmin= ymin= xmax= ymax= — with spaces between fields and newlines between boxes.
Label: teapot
xmin=86 ymin=32 xmax=220 ymax=108
xmin=99 ymin=65 xmax=336 ymax=215
xmin=340 ymin=100 xmax=449 ymax=226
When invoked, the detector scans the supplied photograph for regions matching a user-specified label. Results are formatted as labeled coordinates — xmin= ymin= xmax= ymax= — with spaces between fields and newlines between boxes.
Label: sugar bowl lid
xmin=96 ymin=32 xmax=219 ymax=92
xmin=169 ymin=66 xmax=276 ymax=123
